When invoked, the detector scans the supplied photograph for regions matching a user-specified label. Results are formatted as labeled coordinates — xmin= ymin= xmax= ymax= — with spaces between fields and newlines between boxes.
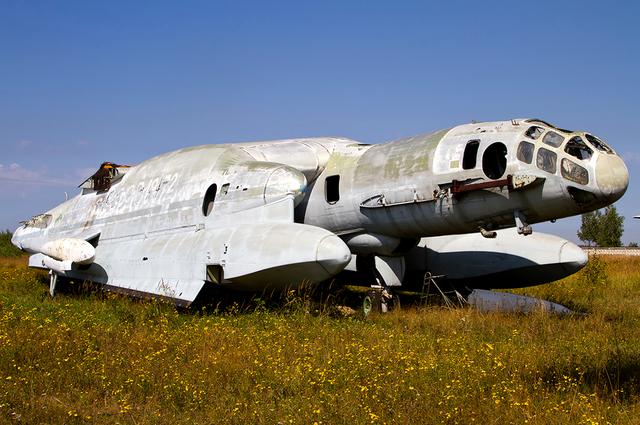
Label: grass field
xmin=1 ymin=253 xmax=640 ymax=424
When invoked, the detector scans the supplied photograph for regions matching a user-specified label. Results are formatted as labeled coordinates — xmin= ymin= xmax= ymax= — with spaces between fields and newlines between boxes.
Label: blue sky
xmin=1 ymin=0 xmax=638 ymax=243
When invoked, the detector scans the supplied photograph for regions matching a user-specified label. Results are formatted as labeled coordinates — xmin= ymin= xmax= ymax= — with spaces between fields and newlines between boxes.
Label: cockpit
xmin=515 ymin=119 xmax=617 ymax=187
xmin=79 ymin=162 xmax=131 ymax=194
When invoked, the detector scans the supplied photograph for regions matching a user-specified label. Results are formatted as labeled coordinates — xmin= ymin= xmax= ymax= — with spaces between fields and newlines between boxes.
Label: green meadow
xmin=1 ymin=233 xmax=640 ymax=424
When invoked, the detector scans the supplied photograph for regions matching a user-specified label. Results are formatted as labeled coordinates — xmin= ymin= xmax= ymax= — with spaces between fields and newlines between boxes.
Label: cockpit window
xmin=525 ymin=119 xmax=573 ymax=133
xmin=525 ymin=126 xmax=544 ymax=140
xmin=585 ymin=134 xmax=613 ymax=154
xmin=21 ymin=214 xmax=52 ymax=229
xmin=542 ymin=131 xmax=564 ymax=148
xmin=564 ymin=136 xmax=593 ymax=161
xmin=517 ymin=141 xmax=534 ymax=164
xmin=561 ymin=158 xmax=589 ymax=185
xmin=79 ymin=162 xmax=130 ymax=193
xmin=536 ymin=147 xmax=557 ymax=174
xmin=525 ymin=119 xmax=555 ymax=127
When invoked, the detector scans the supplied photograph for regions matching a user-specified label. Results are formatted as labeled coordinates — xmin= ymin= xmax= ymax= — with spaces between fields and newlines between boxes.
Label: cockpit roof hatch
xmin=79 ymin=162 xmax=131 ymax=193
xmin=524 ymin=118 xmax=574 ymax=134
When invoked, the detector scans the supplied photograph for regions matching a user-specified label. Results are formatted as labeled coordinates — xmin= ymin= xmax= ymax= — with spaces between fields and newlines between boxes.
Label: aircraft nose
xmin=11 ymin=226 xmax=24 ymax=250
xmin=316 ymin=235 xmax=352 ymax=276
xmin=595 ymin=154 xmax=629 ymax=202
xmin=559 ymin=241 xmax=588 ymax=274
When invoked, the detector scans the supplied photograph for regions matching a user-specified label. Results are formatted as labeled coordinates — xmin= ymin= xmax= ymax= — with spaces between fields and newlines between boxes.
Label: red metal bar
xmin=451 ymin=175 xmax=512 ymax=194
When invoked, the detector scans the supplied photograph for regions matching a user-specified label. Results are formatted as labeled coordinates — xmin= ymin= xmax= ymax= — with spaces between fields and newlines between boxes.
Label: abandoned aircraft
xmin=11 ymin=119 xmax=628 ymax=310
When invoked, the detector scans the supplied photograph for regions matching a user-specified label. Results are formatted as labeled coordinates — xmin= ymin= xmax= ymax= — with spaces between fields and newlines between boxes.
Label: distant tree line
xmin=577 ymin=205 xmax=624 ymax=247
xmin=0 ymin=230 xmax=23 ymax=257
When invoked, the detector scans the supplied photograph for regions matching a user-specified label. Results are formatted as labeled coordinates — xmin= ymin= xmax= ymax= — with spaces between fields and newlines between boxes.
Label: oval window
xmin=202 ymin=184 xmax=217 ymax=216
xmin=482 ymin=142 xmax=507 ymax=179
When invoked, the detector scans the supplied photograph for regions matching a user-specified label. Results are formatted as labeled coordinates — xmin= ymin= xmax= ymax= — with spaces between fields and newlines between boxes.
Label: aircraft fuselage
xmin=11 ymin=119 xmax=628 ymax=304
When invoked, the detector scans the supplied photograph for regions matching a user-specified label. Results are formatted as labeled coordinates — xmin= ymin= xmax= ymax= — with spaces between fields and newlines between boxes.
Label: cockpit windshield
xmin=585 ymin=134 xmax=614 ymax=154
xmin=20 ymin=213 xmax=52 ymax=229
xmin=536 ymin=147 xmax=557 ymax=174
xmin=564 ymin=136 xmax=593 ymax=161
xmin=561 ymin=158 xmax=589 ymax=185
xmin=79 ymin=162 xmax=131 ymax=193
xmin=518 ymin=120 xmax=615 ymax=188
xmin=525 ymin=126 xmax=544 ymax=140
xmin=542 ymin=131 xmax=564 ymax=148
xmin=524 ymin=119 xmax=574 ymax=134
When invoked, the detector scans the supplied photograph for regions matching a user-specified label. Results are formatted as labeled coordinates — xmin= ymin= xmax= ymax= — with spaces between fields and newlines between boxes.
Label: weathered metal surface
xmin=404 ymin=228 xmax=588 ymax=289
xmin=11 ymin=118 xmax=629 ymax=304
xmin=29 ymin=253 xmax=73 ymax=275
xmin=40 ymin=238 xmax=95 ymax=264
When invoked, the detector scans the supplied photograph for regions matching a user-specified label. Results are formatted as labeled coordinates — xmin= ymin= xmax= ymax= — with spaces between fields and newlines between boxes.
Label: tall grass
xmin=1 ymin=255 xmax=640 ymax=424
xmin=0 ymin=231 xmax=22 ymax=257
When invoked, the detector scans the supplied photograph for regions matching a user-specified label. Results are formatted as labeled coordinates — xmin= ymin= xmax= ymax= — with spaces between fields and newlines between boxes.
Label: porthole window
xmin=536 ymin=148 xmax=557 ymax=174
xmin=542 ymin=131 xmax=564 ymax=148
xmin=482 ymin=142 xmax=507 ymax=179
xmin=517 ymin=141 xmax=534 ymax=164
xmin=561 ymin=158 xmax=589 ymax=185
xmin=202 ymin=184 xmax=217 ymax=216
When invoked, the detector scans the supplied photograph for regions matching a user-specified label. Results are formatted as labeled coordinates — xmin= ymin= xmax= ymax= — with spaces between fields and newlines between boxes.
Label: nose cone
xmin=595 ymin=154 xmax=629 ymax=203
xmin=316 ymin=235 xmax=352 ymax=276
xmin=11 ymin=226 xmax=24 ymax=250
xmin=559 ymin=241 xmax=588 ymax=274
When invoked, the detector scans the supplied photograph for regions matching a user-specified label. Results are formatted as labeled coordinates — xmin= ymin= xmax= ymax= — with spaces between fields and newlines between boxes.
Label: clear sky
xmin=1 ymin=0 xmax=638 ymax=243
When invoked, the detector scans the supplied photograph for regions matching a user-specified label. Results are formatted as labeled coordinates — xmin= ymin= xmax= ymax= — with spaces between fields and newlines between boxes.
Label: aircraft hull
xmin=403 ymin=229 xmax=587 ymax=289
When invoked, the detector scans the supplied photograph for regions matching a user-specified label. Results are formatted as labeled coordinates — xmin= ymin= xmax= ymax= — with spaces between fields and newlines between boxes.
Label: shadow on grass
xmin=541 ymin=352 xmax=640 ymax=402
xmin=190 ymin=279 xmax=368 ymax=317
xmin=47 ymin=276 xmax=362 ymax=319
xmin=39 ymin=274 xmax=594 ymax=322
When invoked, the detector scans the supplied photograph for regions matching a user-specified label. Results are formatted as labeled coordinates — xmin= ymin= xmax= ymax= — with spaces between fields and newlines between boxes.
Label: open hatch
xmin=79 ymin=162 xmax=131 ymax=193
